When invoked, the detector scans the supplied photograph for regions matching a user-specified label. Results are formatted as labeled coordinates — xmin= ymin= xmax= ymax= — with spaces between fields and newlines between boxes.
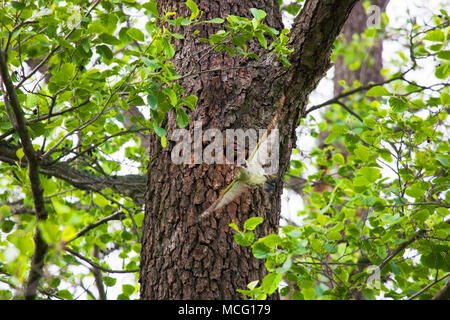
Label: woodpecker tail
xmin=197 ymin=179 xmax=249 ymax=223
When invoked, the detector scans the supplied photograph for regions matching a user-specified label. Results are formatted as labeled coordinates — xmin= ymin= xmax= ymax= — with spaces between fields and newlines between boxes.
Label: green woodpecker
xmin=199 ymin=126 xmax=278 ymax=221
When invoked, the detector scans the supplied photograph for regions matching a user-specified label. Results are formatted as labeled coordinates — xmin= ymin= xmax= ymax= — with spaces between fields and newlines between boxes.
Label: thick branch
xmin=0 ymin=50 xmax=49 ymax=300
xmin=0 ymin=51 xmax=47 ymax=221
xmin=432 ymin=278 xmax=450 ymax=300
xmin=0 ymin=141 xmax=146 ymax=205
xmin=287 ymin=0 xmax=359 ymax=90
xmin=377 ymin=229 xmax=426 ymax=273
xmin=408 ymin=274 xmax=450 ymax=300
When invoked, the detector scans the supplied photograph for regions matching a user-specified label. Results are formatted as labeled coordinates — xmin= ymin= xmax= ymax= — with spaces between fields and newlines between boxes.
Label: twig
xmin=96 ymin=190 xmax=141 ymax=241
xmin=0 ymin=98 xmax=90 ymax=141
xmin=64 ymin=247 xmax=139 ymax=274
xmin=373 ymin=229 xmax=426 ymax=277
xmin=65 ymin=211 xmax=125 ymax=244
xmin=304 ymin=71 xmax=409 ymax=116
xmin=408 ymin=274 xmax=449 ymax=300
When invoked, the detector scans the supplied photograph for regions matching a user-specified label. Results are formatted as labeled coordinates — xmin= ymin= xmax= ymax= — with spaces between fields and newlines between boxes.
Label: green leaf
xmin=98 ymin=33 xmax=120 ymax=45
xmin=421 ymin=245 xmax=450 ymax=271
xmin=435 ymin=63 xmax=450 ymax=79
xmin=204 ymin=18 xmax=224 ymax=24
xmin=153 ymin=123 xmax=167 ymax=137
xmin=405 ymin=183 xmax=426 ymax=199
xmin=366 ymin=86 xmax=391 ymax=97
xmin=327 ymin=230 xmax=342 ymax=241
xmin=176 ymin=108 xmax=190 ymax=128
xmin=255 ymin=32 xmax=267 ymax=49
xmin=332 ymin=153 xmax=345 ymax=164
xmin=103 ymin=276 xmax=117 ymax=287
xmin=233 ymin=232 xmax=255 ymax=247
xmin=57 ymin=289 xmax=73 ymax=300
xmin=182 ymin=95 xmax=198 ymax=110
xmin=141 ymin=56 xmax=158 ymax=69
xmin=7 ymin=231 xmax=34 ymax=255
xmin=357 ymin=167 xmax=381 ymax=183
xmin=122 ymin=284 xmax=135 ymax=296
xmin=302 ymin=287 xmax=316 ymax=300
xmin=127 ymin=28 xmax=145 ymax=42
xmin=96 ymin=45 xmax=113 ymax=60
xmin=437 ymin=50 xmax=450 ymax=60
xmin=147 ymin=94 xmax=158 ymax=110
xmin=389 ymin=97 xmax=408 ymax=113
xmin=39 ymin=220 xmax=60 ymax=244
xmin=436 ymin=155 xmax=448 ymax=167
xmin=363 ymin=117 xmax=378 ymax=128
xmin=162 ymin=38 xmax=175 ymax=58
xmin=146 ymin=0 xmax=159 ymax=17
xmin=16 ymin=148 xmax=24 ymax=161
xmin=378 ymin=148 xmax=392 ymax=162
xmin=262 ymin=272 xmax=282 ymax=294
xmin=0 ymin=205 xmax=11 ymax=218
xmin=1 ymin=220 xmax=15 ymax=233
xmin=229 ymin=222 xmax=240 ymax=232
xmin=243 ymin=217 xmax=263 ymax=231
xmin=165 ymin=88 xmax=178 ymax=106
xmin=324 ymin=124 xmax=348 ymax=144
xmin=423 ymin=29 xmax=445 ymax=42
xmin=354 ymin=145 xmax=371 ymax=162
xmin=185 ymin=0 xmax=200 ymax=20
xmin=160 ymin=135 xmax=167 ymax=148
xmin=259 ymin=233 xmax=281 ymax=248
xmin=11 ymin=1 xmax=26 ymax=10
xmin=250 ymin=8 xmax=267 ymax=22
xmin=252 ymin=241 xmax=271 ymax=259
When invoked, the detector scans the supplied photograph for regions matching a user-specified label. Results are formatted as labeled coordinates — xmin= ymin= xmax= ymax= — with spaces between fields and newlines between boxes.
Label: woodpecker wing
xmin=198 ymin=125 xmax=278 ymax=222
xmin=248 ymin=126 xmax=278 ymax=174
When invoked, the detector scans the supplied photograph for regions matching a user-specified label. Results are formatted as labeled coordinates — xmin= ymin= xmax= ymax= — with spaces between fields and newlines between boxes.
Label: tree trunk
xmin=140 ymin=0 xmax=358 ymax=300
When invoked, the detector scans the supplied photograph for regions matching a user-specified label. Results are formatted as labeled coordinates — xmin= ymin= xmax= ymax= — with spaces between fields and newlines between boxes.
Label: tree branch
xmin=304 ymin=73 xmax=406 ymax=116
xmin=64 ymin=247 xmax=139 ymax=274
xmin=0 ymin=98 xmax=90 ymax=141
xmin=0 ymin=141 xmax=146 ymax=205
xmin=65 ymin=211 xmax=125 ymax=244
xmin=0 ymin=49 xmax=49 ymax=300
xmin=431 ymin=277 xmax=450 ymax=300
xmin=408 ymin=274 xmax=449 ymax=300
xmin=375 ymin=229 xmax=426 ymax=275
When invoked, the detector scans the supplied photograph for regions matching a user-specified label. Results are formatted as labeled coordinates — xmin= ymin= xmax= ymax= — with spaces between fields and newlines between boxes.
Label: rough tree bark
xmin=140 ymin=0 xmax=358 ymax=300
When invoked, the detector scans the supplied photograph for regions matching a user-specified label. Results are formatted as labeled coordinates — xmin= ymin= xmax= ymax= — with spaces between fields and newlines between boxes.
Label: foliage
xmin=232 ymin=6 xmax=450 ymax=300
xmin=0 ymin=0 xmax=292 ymax=299
xmin=0 ymin=0 xmax=448 ymax=300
